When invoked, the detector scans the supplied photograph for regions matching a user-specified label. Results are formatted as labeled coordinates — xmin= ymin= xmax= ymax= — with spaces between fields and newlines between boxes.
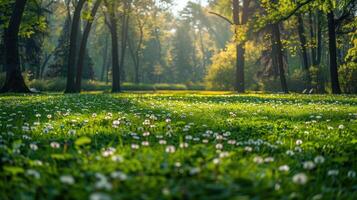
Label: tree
xmin=75 ymin=0 xmax=102 ymax=92
xmin=0 ymin=0 xmax=31 ymax=93
xmin=104 ymin=0 xmax=121 ymax=92
xmin=65 ymin=0 xmax=86 ymax=93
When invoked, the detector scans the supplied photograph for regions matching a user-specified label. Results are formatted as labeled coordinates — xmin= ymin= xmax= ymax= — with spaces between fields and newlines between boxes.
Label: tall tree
xmin=0 ymin=0 xmax=31 ymax=93
xmin=75 ymin=0 xmax=102 ymax=92
xmin=104 ymin=0 xmax=121 ymax=92
xmin=65 ymin=0 xmax=86 ymax=93
xmin=296 ymin=13 xmax=312 ymax=90
xmin=327 ymin=10 xmax=341 ymax=94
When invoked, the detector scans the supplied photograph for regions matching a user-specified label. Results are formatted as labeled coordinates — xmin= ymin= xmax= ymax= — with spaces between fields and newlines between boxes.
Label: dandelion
xmin=278 ymin=165 xmax=290 ymax=172
xmin=143 ymin=131 xmax=150 ymax=137
xmin=174 ymin=162 xmax=181 ymax=168
xmin=227 ymin=140 xmax=236 ymax=145
xmin=292 ymin=173 xmax=308 ymax=185
xmin=264 ymin=157 xmax=274 ymax=163
xmin=338 ymin=124 xmax=345 ymax=129
xmin=314 ymin=155 xmax=325 ymax=164
xmin=60 ymin=175 xmax=75 ymax=185
xmin=295 ymin=139 xmax=303 ymax=145
xmin=165 ymin=145 xmax=176 ymax=153
xmin=92 ymin=113 xmax=97 ymax=118
xmin=303 ymin=161 xmax=316 ymax=170
xmin=47 ymin=114 xmax=52 ymax=119
xmin=213 ymin=158 xmax=220 ymax=164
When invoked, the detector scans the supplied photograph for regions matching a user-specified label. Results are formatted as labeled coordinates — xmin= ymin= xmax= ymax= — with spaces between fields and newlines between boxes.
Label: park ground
xmin=0 ymin=91 xmax=357 ymax=199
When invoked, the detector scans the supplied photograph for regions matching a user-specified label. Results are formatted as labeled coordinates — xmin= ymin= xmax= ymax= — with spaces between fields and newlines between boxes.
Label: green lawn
xmin=1 ymin=92 xmax=357 ymax=199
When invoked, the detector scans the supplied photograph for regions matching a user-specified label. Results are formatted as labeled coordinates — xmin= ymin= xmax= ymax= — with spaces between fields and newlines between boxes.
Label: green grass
xmin=0 ymin=92 xmax=356 ymax=199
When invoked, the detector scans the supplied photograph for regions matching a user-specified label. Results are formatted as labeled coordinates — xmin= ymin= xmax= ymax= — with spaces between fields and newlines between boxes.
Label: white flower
xmin=111 ymin=171 xmax=127 ymax=181
xmin=68 ymin=129 xmax=76 ymax=135
xmin=347 ymin=170 xmax=356 ymax=178
xmin=111 ymin=155 xmax=123 ymax=162
xmin=338 ymin=124 xmax=345 ymax=129
xmin=286 ymin=150 xmax=295 ymax=156
xmin=143 ymin=131 xmax=150 ymax=137
xmin=253 ymin=156 xmax=264 ymax=164
xmin=26 ymin=169 xmax=40 ymax=179
xmin=47 ymin=114 xmax=52 ymax=119
xmin=264 ymin=157 xmax=274 ymax=163
xmin=50 ymin=142 xmax=60 ymax=149
xmin=131 ymin=144 xmax=140 ymax=149
xmin=30 ymin=143 xmax=38 ymax=151
xmin=327 ymin=169 xmax=339 ymax=176
xmin=303 ymin=161 xmax=316 ymax=170
xmin=213 ymin=158 xmax=220 ymax=164
xmin=295 ymin=140 xmax=303 ymax=145
xmin=278 ymin=165 xmax=290 ymax=172
xmin=141 ymin=141 xmax=150 ymax=146
xmin=292 ymin=173 xmax=308 ymax=185
xmin=314 ymin=156 xmax=325 ymax=164
xmin=165 ymin=145 xmax=176 ymax=153
xmin=60 ymin=175 xmax=75 ymax=185
xmin=180 ymin=143 xmax=189 ymax=148
xmin=244 ymin=146 xmax=252 ymax=152
xmin=159 ymin=140 xmax=167 ymax=145
xmin=215 ymin=143 xmax=223 ymax=150
xmin=89 ymin=193 xmax=111 ymax=200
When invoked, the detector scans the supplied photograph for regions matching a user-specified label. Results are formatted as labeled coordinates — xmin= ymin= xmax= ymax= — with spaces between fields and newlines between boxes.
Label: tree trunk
xmin=1 ymin=0 xmax=31 ymax=93
xmin=297 ymin=14 xmax=312 ymax=90
xmin=271 ymin=23 xmax=288 ymax=93
xmin=65 ymin=0 xmax=86 ymax=93
xmin=119 ymin=1 xmax=130 ymax=83
xmin=101 ymin=35 xmax=109 ymax=82
xmin=327 ymin=11 xmax=341 ymax=94
xmin=104 ymin=0 xmax=121 ymax=92
xmin=75 ymin=0 xmax=102 ymax=92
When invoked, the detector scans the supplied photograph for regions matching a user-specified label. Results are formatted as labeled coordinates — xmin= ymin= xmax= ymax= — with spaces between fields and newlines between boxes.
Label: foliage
xmin=0 ymin=93 xmax=356 ymax=199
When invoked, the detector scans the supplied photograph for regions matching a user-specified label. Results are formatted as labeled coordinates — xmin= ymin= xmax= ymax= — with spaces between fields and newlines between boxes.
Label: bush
xmin=339 ymin=62 xmax=357 ymax=94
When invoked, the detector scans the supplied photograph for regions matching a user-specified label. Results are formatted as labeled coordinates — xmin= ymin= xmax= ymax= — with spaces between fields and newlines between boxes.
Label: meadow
xmin=0 ymin=92 xmax=356 ymax=199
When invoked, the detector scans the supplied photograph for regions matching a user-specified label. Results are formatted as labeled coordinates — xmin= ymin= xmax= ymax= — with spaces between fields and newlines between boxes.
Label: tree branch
xmin=208 ymin=11 xmax=233 ymax=25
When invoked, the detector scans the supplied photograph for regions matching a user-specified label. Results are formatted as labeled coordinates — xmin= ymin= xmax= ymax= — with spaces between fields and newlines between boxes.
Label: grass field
xmin=0 ymin=92 xmax=356 ymax=199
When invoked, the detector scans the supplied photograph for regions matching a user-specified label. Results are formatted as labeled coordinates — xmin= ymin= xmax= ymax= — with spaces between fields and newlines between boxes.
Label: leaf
xmin=51 ymin=154 xmax=73 ymax=160
xmin=3 ymin=166 xmax=24 ymax=175
xmin=75 ymin=136 xmax=92 ymax=146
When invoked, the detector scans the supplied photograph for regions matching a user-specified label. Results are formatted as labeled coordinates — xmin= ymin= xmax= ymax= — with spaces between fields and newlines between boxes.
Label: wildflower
xmin=213 ymin=158 xmax=220 ymax=164
xmin=111 ymin=155 xmax=123 ymax=162
xmin=26 ymin=169 xmax=40 ymax=179
xmin=141 ymin=141 xmax=150 ymax=146
xmin=47 ymin=114 xmax=52 ymax=119
xmin=227 ymin=140 xmax=236 ymax=145
xmin=292 ymin=173 xmax=308 ymax=185
xmin=143 ymin=131 xmax=150 ymax=137
xmin=50 ymin=142 xmax=60 ymax=149
xmin=215 ymin=143 xmax=223 ymax=150
xmin=68 ymin=129 xmax=76 ymax=135
xmin=30 ymin=143 xmax=38 ymax=151
xmin=244 ymin=146 xmax=253 ymax=152
xmin=92 ymin=113 xmax=97 ymax=118
xmin=295 ymin=139 xmax=303 ymax=145
xmin=264 ymin=157 xmax=274 ymax=163
xmin=314 ymin=155 xmax=325 ymax=164
xmin=338 ymin=124 xmax=345 ymax=129
xmin=253 ymin=156 xmax=264 ymax=164
xmin=111 ymin=171 xmax=127 ymax=181
xmin=165 ymin=145 xmax=176 ymax=153
xmin=162 ymin=188 xmax=170 ymax=196
xmin=131 ymin=144 xmax=140 ymax=149
xmin=159 ymin=140 xmax=167 ymax=145
xmin=89 ymin=193 xmax=111 ymax=200
xmin=327 ymin=169 xmax=339 ymax=176
xmin=286 ymin=150 xmax=295 ymax=156
xmin=179 ymin=143 xmax=189 ymax=148
xmin=303 ymin=161 xmax=316 ymax=170
xmin=347 ymin=170 xmax=356 ymax=178
xmin=279 ymin=165 xmax=290 ymax=172
xmin=60 ymin=175 xmax=75 ymax=185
